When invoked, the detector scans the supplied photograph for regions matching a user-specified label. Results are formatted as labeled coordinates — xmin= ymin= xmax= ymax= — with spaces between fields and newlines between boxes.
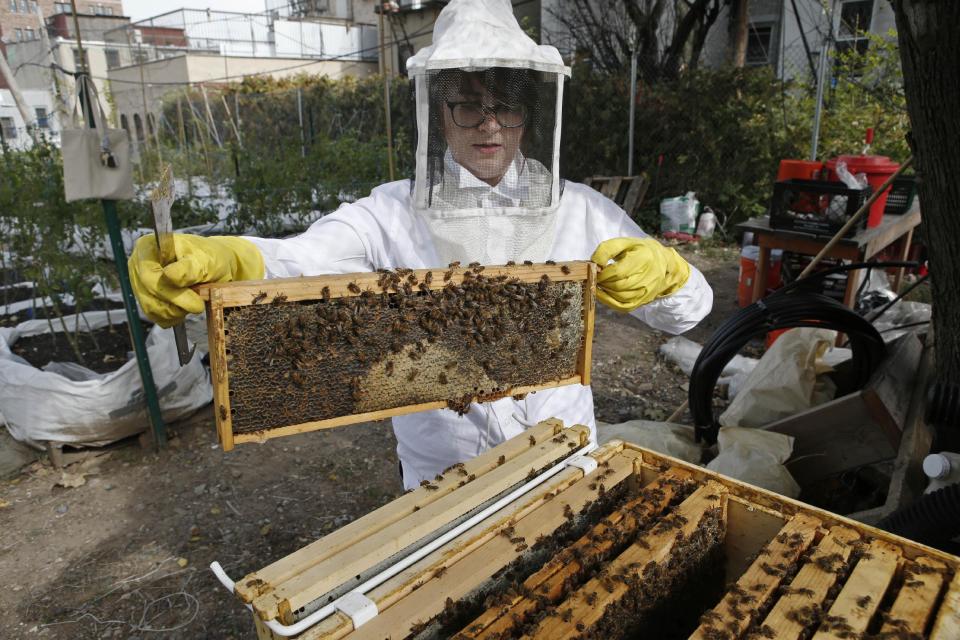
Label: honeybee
xmin=560 ymin=265 xmax=571 ymax=275
xmin=271 ymin=293 xmax=288 ymax=304
xmin=523 ymin=260 xmax=533 ymax=266
xmin=385 ymin=361 xmax=394 ymax=376
xmin=545 ymin=260 xmax=556 ymax=265
xmin=251 ymin=291 xmax=267 ymax=305
xmin=347 ymin=282 xmax=361 ymax=294
xmin=423 ymin=271 xmax=433 ymax=285
xmin=438 ymin=372 xmax=448 ymax=384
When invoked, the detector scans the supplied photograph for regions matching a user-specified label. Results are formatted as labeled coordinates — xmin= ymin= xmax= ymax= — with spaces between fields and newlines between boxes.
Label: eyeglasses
xmin=446 ymin=101 xmax=527 ymax=129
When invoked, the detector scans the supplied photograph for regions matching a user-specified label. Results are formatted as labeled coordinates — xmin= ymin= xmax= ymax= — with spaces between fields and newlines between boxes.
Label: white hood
xmin=406 ymin=0 xmax=571 ymax=77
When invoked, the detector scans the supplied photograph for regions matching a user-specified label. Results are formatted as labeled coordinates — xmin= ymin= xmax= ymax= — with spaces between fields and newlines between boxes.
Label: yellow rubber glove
xmin=591 ymin=237 xmax=691 ymax=312
xmin=129 ymin=234 xmax=265 ymax=328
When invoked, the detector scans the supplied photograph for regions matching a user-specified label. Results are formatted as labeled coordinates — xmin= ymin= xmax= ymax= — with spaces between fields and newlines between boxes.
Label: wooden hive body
xmin=236 ymin=421 xmax=960 ymax=640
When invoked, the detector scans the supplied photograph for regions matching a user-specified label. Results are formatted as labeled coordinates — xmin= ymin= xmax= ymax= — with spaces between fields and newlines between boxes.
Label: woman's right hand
xmin=128 ymin=234 xmax=264 ymax=327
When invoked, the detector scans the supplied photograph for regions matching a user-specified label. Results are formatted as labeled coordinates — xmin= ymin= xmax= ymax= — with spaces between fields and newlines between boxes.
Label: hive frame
xmin=197 ymin=262 xmax=597 ymax=451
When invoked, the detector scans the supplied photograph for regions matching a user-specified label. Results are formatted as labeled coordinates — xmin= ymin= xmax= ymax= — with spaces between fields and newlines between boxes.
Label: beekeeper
xmin=128 ymin=0 xmax=713 ymax=490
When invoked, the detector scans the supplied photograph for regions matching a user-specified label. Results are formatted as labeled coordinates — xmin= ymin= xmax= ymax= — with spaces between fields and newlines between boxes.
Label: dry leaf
xmin=56 ymin=471 xmax=86 ymax=488
xmin=177 ymin=557 xmax=189 ymax=568
xmin=0 ymin=499 xmax=10 ymax=508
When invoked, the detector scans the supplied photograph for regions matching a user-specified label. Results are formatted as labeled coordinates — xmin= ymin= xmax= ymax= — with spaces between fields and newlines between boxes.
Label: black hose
xmin=687 ymin=262 xmax=905 ymax=444
xmin=876 ymin=483 xmax=960 ymax=549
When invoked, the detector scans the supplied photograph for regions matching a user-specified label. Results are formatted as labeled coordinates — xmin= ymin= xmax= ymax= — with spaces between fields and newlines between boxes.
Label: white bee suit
xmin=245 ymin=0 xmax=712 ymax=490
xmin=245 ymin=181 xmax=713 ymax=489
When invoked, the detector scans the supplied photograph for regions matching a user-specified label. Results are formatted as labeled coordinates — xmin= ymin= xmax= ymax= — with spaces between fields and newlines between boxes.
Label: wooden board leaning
xmin=196 ymin=261 xmax=597 ymax=451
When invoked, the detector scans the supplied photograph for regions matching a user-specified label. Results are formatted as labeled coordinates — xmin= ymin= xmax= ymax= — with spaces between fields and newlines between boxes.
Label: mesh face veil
xmin=406 ymin=0 xmax=570 ymax=266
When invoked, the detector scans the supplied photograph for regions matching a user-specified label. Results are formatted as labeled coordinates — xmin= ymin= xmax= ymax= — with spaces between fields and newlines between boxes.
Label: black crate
xmin=883 ymin=175 xmax=917 ymax=215
xmin=769 ymin=179 xmax=871 ymax=236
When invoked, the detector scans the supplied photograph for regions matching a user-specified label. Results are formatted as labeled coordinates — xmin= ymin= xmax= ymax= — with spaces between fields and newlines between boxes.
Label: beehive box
xmin=197 ymin=262 xmax=596 ymax=450
xmin=234 ymin=420 xmax=960 ymax=640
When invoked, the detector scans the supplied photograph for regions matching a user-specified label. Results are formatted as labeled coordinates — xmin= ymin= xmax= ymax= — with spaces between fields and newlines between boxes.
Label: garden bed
xmin=11 ymin=319 xmax=152 ymax=374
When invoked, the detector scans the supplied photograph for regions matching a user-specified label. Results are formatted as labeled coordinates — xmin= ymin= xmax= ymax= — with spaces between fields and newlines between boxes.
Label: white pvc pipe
xmin=211 ymin=442 xmax=598 ymax=637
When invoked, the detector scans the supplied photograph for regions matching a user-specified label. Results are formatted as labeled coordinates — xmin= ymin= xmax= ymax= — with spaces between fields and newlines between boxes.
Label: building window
xmin=72 ymin=48 xmax=89 ymax=70
xmin=35 ymin=107 xmax=49 ymax=129
xmin=18 ymin=0 xmax=27 ymax=12
xmin=14 ymin=28 xmax=23 ymax=42
xmin=839 ymin=0 xmax=874 ymax=38
xmin=120 ymin=113 xmax=129 ymax=135
xmin=54 ymin=1 xmax=71 ymax=13
xmin=29 ymin=0 xmax=37 ymax=11
xmin=1 ymin=117 xmax=17 ymax=141
xmin=745 ymin=24 xmax=774 ymax=66
xmin=133 ymin=113 xmax=144 ymax=141
xmin=24 ymin=27 xmax=34 ymax=40
xmin=8 ymin=0 xmax=17 ymax=12
xmin=105 ymin=48 xmax=121 ymax=68
xmin=835 ymin=0 xmax=874 ymax=74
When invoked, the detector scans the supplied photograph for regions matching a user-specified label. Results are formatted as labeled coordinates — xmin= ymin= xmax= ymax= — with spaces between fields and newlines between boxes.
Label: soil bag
xmin=0 ymin=311 xmax=211 ymax=448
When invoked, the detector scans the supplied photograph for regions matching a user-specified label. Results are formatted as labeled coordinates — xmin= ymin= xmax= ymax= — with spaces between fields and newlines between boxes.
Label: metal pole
xmin=297 ymin=86 xmax=305 ymax=158
xmin=70 ymin=68 xmax=166 ymax=448
xmin=379 ymin=7 xmax=395 ymax=181
xmin=627 ymin=46 xmax=637 ymax=176
xmin=809 ymin=0 xmax=835 ymax=161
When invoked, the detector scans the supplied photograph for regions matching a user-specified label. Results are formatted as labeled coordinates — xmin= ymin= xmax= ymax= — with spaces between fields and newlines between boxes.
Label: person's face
xmin=441 ymin=76 xmax=525 ymax=187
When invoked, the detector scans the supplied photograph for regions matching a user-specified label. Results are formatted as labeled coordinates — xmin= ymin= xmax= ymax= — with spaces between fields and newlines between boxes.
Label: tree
xmin=891 ymin=1 xmax=960 ymax=381
xmin=547 ymin=0 xmax=728 ymax=80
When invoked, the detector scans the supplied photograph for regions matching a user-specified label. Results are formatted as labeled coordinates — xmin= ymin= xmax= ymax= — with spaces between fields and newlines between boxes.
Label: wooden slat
xmin=206 ymin=288 xmax=235 ymax=451
xmin=880 ymin=556 xmax=949 ymax=636
xmin=462 ymin=467 xmax=695 ymax=639
xmin=690 ymin=514 xmax=822 ymax=640
xmin=234 ymin=419 xmax=567 ymax=603
xmin=760 ymin=526 xmax=861 ymax=640
xmin=811 ymin=539 xmax=901 ymax=640
xmin=578 ymin=263 xmax=597 ymax=387
xmin=255 ymin=426 xmax=591 ymax=623
xmin=196 ymin=262 xmax=591 ymax=306
xmin=600 ymin=177 xmax=623 ymax=200
xmin=324 ymin=450 xmax=643 ymax=640
xmin=229 ymin=376 xmax=584 ymax=447
xmin=525 ymin=481 xmax=727 ymax=639
xmin=931 ymin=568 xmax=960 ymax=640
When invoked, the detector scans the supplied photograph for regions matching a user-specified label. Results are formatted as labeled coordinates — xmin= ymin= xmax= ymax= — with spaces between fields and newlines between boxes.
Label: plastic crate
xmin=769 ymin=179 xmax=871 ymax=237
xmin=883 ymin=175 xmax=917 ymax=215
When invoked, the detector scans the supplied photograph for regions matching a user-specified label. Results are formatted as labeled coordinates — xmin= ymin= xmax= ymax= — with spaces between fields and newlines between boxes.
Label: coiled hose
xmin=876 ymin=483 xmax=960 ymax=550
xmin=687 ymin=262 xmax=916 ymax=444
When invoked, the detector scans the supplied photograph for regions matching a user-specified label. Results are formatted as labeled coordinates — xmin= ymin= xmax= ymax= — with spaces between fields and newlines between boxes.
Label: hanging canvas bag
xmin=62 ymin=76 xmax=135 ymax=202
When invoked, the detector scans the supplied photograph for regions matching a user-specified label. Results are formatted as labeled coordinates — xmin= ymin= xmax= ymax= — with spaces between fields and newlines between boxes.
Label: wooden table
xmin=737 ymin=201 xmax=921 ymax=308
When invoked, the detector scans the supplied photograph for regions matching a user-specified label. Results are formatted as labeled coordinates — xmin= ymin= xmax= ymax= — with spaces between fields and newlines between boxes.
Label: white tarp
xmin=0 ymin=311 xmax=211 ymax=449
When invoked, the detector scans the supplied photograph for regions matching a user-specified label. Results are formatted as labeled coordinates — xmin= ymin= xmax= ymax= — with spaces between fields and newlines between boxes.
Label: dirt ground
xmin=0 ymin=245 xmax=741 ymax=639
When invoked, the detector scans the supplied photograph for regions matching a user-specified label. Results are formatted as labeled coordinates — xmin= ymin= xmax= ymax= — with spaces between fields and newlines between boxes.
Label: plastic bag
xmin=719 ymin=328 xmax=837 ymax=428
xmin=706 ymin=427 xmax=800 ymax=497
xmin=659 ymin=336 xmax=758 ymax=398
xmin=660 ymin=192 xmax=698 ymax=234
xmin=597 ymin=420 xmax=702 ymax=463
xmin=0 ymin=312 xmax=211 ymax=449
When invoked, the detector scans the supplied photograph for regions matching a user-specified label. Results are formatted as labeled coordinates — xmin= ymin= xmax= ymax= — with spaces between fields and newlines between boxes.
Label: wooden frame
xmin=234 ymin=422 xmax=960 ymax=639
xmin=197 ymin=262 xmax=597 ymax=451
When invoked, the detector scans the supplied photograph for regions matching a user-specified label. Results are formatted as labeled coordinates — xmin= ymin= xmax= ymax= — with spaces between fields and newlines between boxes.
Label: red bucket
xmin=777 ymin=160 xmax=826 ymax=213
xmin=826 ymin=155 xmax=900 ymax=228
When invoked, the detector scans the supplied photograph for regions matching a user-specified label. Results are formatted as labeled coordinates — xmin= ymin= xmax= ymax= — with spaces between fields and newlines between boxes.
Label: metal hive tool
xmin=197 ymin=262 xmax=597 ymax=450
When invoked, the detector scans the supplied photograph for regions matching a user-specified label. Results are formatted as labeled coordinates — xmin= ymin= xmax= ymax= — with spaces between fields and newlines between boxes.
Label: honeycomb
xmin=221 ymin=267 xmax=587 ymax=435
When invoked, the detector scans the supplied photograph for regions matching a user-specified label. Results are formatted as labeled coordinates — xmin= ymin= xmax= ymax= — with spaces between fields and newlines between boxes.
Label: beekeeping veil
xmin=406 ymin=0 xmax=570 ymax=265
